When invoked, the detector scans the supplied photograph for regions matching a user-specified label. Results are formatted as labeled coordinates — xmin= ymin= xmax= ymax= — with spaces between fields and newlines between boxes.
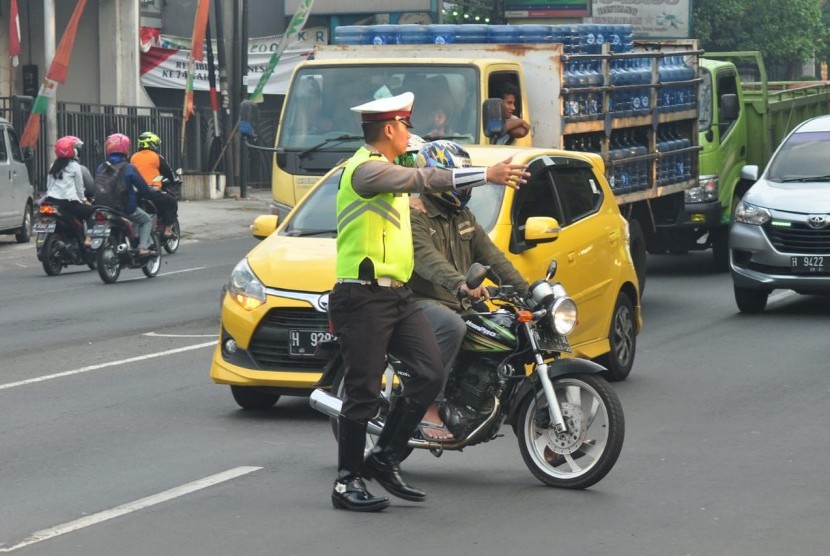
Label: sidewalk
xmin=177 ymin=188 xmax=273 ymax=241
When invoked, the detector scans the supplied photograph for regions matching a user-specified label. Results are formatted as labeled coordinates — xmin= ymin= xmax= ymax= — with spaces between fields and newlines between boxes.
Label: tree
xmin=693 ymin=0 xmax=828 ymax=78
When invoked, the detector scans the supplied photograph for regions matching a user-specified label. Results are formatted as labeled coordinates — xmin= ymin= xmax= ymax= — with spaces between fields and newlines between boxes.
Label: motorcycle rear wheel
xmin=142 ymin=235 xmax=162 ymax=278
xmin=97 ymin=236 xmax=121 ymax=284
xmin=41 ymin=235 xmax=64 ymax=276
xmin=163 ymin=219 xmax=180 ymax=254
xmin=516 ymin=373 xmax=624 ymax=489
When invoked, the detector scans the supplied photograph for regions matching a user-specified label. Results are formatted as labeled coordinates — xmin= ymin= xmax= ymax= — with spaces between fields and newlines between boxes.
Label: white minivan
xmin=0 ymin=117 xmax=34 ymax=243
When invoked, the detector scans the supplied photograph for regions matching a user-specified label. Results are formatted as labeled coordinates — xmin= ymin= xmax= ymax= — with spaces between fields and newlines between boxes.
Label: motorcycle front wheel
xmin=516 ymin=373 xmax=624 ymax=489
xmin=97 ymin=236 xmax=121 ymax=284
xmin=142 ymin=235 xmax=162 ymax=278
xmin=163 ymin=219 xmax=180 ymax=254
xmin=41 ymin=235 xmax=64 ymax=276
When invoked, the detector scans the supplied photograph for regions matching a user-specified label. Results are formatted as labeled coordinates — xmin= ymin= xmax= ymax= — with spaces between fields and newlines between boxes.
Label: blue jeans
xmin=127 ymin=207 xmax=152 ymax=249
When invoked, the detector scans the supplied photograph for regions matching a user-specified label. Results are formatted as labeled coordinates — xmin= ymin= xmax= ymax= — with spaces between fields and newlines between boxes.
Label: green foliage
xmin=693 ymin=0 xmax=828 ymax=73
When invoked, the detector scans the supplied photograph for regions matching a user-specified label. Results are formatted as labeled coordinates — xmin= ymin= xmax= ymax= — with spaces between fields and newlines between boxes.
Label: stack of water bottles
xmin=607 ymin=128 xmax=649 ymax=194
xmin=656 ymin=123 xmax=693 ymax=186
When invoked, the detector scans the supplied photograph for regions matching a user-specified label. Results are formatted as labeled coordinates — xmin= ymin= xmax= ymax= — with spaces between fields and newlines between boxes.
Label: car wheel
xmin=230 ymin=385 xmax=280 ymax=410
xmin=734 ymin=285 xmax=768 ymax=314
xmin=15 ymin=204 xmax=33 ymax=244
xmin=598 ymin=292 xmax=636 ymax=381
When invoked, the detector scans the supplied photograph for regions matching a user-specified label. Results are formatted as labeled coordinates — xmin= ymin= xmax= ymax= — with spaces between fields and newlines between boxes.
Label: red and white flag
xmin=9 ymin=0 xmax=21 ymax=67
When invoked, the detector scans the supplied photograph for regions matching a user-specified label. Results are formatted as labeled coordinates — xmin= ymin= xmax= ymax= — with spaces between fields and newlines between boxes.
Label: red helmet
xmin=54 ymin=135 xmax=83 ymax=159
xmin=104 ymin=133 xmax=131 ymax=156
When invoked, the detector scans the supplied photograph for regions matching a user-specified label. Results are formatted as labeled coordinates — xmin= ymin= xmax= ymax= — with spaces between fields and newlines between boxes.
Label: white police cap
xmin=351 ymin=91 xmax=414 ymax=128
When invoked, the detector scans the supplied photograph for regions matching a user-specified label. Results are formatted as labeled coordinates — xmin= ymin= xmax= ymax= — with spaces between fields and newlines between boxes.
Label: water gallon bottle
xmin=333 ymin=26 xmax=370 ymax=46
xmin=581 ymin=24 xmax=599 ymax=54
xmin=518 ymin=25 xmax=552 ymax=43
xmin=368 ymin=24 xmax=399 ymax=45
xmin=398 ymin=24 xmax=431 ymax=45
xmin=429 ymin=24 xmax=458 ymax=45
xmin=454 ymin=24 xmax=489 ymax=44
xmin=620 ymin=24 xmax=634 ymax=52
xmin=488 ymin=25 xmax=519 ymax=44
xmin=549 ymin=25 xmax=568 ymax=47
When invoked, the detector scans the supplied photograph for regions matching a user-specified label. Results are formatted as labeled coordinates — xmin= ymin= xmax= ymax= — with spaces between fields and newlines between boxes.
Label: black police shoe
xmin=363 ymin=452 xmax=426 ymax=502
xmin=331 ymin=475 xmax=390 ymax=512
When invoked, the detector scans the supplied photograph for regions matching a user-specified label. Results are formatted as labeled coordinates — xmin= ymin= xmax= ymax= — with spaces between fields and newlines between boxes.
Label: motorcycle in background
xmin=141 ymin=169 xmax=183 ymax=254
xmin=33 ymin=199 xmax=96 ymax=275
xmin=89 ymin=207 xmax=161 ymax=284
xmin=311 ymin=261 xmax=625 ymax=490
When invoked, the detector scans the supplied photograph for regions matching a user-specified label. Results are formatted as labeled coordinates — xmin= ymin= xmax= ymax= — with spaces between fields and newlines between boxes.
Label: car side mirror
xmin=741 ymin=165 xmax=759 ymax=182
xmin=21 ymin=146 xmax=34 ymax=161
xmin=720 ymin=93 xmax=739 ymax=121
xmin=250 ymin=214 xmax=279 ymax=240
xmin=482 ymin=98 xmax=506 ymax=142
xmin=524 ymin=216 xmax=560 ymax=244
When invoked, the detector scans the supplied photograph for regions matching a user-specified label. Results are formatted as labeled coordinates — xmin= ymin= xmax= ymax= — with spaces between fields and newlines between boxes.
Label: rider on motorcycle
xmin=130 ymin=131 xmax=179 ymax=239
xmin=44 ymin=135 xmax=94 ymax=248
xmin=94 ymin=133 xmax=159 ymax=256
xmin=409 ymin=140 xmax=529 ymax=440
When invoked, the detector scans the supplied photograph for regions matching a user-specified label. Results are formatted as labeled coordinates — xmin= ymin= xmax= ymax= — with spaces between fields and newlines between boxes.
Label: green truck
xmin=644 ymin=51 xmax=830 ymax=268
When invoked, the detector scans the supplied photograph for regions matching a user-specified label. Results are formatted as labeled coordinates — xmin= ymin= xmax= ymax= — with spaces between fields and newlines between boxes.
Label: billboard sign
xmin=591 ymin=0 xmax=691 ymax=39
xmin=505 ymin=1 xmax=589 ymax=18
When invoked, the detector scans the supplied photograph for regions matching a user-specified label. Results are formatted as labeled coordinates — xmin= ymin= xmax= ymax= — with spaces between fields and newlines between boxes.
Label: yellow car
xmin=211 ymin=146 xmax=641 ymax=409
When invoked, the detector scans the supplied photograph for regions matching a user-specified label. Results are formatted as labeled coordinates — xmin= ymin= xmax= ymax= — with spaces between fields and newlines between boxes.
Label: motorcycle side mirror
xmin=465 ymin=262 xmax=490 ymax=289
xmin=175 ymin=168 xmax=183 ymax=177
xmin=545 ymin=260 xmax=558 ymax=281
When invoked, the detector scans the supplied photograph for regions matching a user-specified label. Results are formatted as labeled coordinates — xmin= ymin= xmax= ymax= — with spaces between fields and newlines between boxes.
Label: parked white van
xmin=0 ymin=118 xmax=34 ymax=243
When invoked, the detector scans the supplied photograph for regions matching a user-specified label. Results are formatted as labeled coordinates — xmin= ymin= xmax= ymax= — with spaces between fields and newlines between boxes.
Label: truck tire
xmin=628 ymin=219 xmax=647 ymax=294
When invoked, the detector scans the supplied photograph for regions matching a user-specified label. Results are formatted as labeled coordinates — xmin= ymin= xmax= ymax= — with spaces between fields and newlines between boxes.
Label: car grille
xmin=248 ymin=308 xmax=330 ymax=370
xmin=764 ymin=222 xmax=830 ymax=254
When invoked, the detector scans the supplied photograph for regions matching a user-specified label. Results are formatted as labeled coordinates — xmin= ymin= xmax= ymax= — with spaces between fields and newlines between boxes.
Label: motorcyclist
xmin=130 ymin=131 xmax=179 ymax=239
xmin=409 ymin=140 xmax=529 ymax=440
xmin=43 ymin=135 xmax=95 ymax=249
xmin=94 ymin=133 xmax=158 ymax=256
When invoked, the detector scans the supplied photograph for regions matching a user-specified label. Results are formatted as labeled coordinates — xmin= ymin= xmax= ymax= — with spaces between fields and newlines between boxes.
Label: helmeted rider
xmin=44 ymin=135 xmax=95 ymax=249
xmin=94 ymin=133 xmax=159 ymax=256
xmin=408 ymin=140 xmax=529 ymax=440
xmin=130 ymin=131 xmax=179 ymax=239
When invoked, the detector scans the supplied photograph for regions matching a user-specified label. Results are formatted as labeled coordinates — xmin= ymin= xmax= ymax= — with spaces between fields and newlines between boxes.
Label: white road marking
xmin=0 ymin=466 xmax=262 ymax=552
xmin=159 ymin=266 xmax=206 ymax=276
xmin=0 ymin=341 xmax=216 ymax=391
xmin=143 ymin=332 xmax=216 ymax=338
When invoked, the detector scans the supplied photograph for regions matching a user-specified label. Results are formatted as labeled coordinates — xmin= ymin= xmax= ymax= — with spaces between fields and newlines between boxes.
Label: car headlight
xmin=228 ymin=259 xmax=266 ymax=310
xmin=685 ymin=175 xmax=719 ymax=203
xmin=550 ymin=297 xmax=578 ymax=336
xmin=734 ymin=200 xmax=771 ymax=225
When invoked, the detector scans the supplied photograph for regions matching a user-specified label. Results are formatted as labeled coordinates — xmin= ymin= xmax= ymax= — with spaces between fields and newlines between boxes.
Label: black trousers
xmin=328 ymin=282 xmax=444 ymax=423
xmin=152 ymin=192 xmax=178 ymax=225
xmin=46 ymin=198 xmax=94 ymax=245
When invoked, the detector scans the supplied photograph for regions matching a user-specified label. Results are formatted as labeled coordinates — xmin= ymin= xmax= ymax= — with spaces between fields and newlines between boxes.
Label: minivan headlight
xmin=228 ymin=259 xmax=266 ymax=310
xmin=734 ymin=201 xmax=771 ymax=225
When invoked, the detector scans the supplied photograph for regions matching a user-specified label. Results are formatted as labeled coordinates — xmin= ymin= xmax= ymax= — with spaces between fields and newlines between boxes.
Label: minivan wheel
xmin=15 ymin=204 xmax=33 ymax=244
xmin=734 ymin=285 xmax=768 ymax=313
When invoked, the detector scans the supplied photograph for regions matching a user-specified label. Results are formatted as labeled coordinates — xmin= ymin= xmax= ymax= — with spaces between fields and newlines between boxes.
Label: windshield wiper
xmin=285 ymin=228 xmax=338 ymax=237
xmin=778 ymin=175 xmax=830 ymax=182
xmin=298 ymin=135 xmax=363 ymax=159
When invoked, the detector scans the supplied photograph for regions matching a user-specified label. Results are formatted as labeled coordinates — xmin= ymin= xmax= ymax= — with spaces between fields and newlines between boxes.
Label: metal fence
xmin=0 ymin=96 xmax=279 ymax=193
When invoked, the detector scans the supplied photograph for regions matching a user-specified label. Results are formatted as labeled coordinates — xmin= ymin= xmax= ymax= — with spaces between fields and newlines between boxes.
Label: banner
xmin=140 ymin=28 xmax=327 ymax=96
xmin=591 ymin=0 xmax=691 ymax=39
xmin=9 ymin=0 xmax=20 ymax=67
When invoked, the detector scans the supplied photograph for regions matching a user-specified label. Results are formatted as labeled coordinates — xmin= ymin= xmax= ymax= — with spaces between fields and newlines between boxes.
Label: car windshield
xmin=280 ymin=169 xmax=506 ymax=237
xmin=766 ymin=131 xmax=830 ymax=181
xmin=278 ymin=65 xmax=480 ymax=150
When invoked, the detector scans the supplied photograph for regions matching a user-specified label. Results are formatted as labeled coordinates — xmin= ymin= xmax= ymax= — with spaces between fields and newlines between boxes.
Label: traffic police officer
xmin=328 ymin=91 xmax=529 ymax=512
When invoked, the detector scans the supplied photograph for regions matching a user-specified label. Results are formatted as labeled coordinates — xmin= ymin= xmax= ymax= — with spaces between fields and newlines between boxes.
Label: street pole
xmin=215 ymin=0 xmax=235 ymax=195
xmin=43 ymin=0 xmax=56 ymax=158
xmin=239 ymin=0 xmax=248 ymax=197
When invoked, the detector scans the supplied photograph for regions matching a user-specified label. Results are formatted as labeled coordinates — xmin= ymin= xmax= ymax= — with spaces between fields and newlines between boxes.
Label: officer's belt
xmin=338 ymin=277 xmax=406 ymax=288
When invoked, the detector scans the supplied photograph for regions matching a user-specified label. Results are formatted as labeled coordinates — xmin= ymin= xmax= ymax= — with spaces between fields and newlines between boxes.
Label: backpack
xmin=92 ymin=161 xmax=130 ymax=212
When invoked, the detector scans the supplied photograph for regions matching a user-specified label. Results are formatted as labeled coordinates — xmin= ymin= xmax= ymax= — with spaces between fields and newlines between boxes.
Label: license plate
xmin=289 ymin=329 xmax=335 ymax=357
xmin=791 ymin=255 xmax=828 ymax=273
xmin=90 ymin=225 xmax=110 ymax=238
xmin=535 ymin=330 xmax=571 ymax=354
xmin=32 ymin=221 xmax=56 ymax=233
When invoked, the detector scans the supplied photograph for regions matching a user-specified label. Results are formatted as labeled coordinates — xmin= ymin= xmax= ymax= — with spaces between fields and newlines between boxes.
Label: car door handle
xmin=609 ymin=230 xmax=619 ymax=244
xmin=568 ymin=252 xmax=576 ymax=263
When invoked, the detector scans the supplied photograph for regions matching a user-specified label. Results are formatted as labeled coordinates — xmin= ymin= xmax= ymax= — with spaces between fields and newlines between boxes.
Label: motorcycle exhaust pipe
xmin=116 ymin=243 xmax=129 ymax=253
xmin=309 ymin=389 xmax=384 ymax=436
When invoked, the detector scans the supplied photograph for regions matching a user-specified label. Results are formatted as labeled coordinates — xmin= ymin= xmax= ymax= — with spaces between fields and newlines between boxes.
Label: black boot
xmin=331 ymin=416 xmax=389 ymax=512
xmin=363 ymin=398 xmax=428 ymax=502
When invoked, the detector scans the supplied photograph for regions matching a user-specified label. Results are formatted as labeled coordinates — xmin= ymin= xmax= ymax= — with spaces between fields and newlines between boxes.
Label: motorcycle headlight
xmin=734 ymin=200 xmax=771 ymax=225
xmin=228 ymin=259 xmax=266 ymax=310
xmin=550 ymin=297 xmax=578 ymax=336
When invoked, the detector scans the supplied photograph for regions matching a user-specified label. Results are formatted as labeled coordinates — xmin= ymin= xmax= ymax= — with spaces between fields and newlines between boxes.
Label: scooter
xmin=33 ymin=199 xmax=96 ymax=275
xmin=88 ymin=206 xmax=162 ymax=284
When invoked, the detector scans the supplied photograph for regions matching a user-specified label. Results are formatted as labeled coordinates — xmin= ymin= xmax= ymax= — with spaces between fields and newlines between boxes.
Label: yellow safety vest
xmin=336 ymin=147 xmax=413 ymax=282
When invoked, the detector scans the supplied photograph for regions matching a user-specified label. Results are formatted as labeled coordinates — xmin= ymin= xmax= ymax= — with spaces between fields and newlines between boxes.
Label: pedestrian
xmin=328 ymin=91 xmax=529 ymax=512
